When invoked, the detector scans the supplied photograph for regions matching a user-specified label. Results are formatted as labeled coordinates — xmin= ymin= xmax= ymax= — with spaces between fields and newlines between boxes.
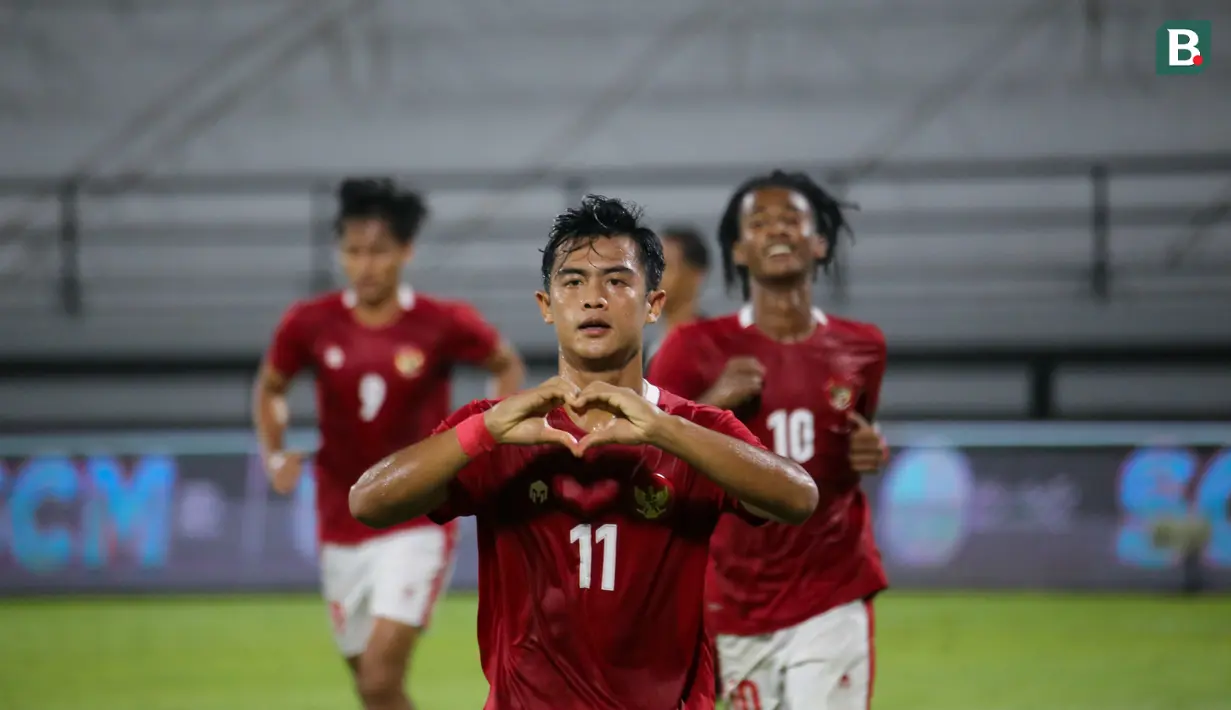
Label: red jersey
xmin=648 ymin=305 xmax=888 ymax=637
xmin=267 ymin=286 xmax=501 ymax=545
xmin=428 ymin=384 xmax=765 ymax=710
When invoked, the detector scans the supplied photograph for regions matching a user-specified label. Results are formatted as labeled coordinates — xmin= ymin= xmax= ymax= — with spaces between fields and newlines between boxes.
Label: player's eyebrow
xmin=555 ymin=265 xmax=635 ymax=279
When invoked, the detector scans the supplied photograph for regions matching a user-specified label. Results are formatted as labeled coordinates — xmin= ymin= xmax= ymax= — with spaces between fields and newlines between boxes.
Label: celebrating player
xmin=648 ymin=171 xmax=889 ymax=710
xmin=647 ymin=225 xmax=712 ymax=363
xmin=253 ymin=178 xmax=525 ymax=710
xmin=349 ymin=195 xmax=819 ymax=710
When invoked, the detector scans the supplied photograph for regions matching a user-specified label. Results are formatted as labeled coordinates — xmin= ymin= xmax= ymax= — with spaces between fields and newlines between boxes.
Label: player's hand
xmin=483 ymin=377 xmax=582 ymax=451
xmin=847 ymin=412 xmax=888 ymax=474
xmin=701 ymin=357 xmax=765 ymax=410
xmin=571 ymin=381 xmax=667 ymax=452
xmin=265 ymin=451 xmax=305 ymax=494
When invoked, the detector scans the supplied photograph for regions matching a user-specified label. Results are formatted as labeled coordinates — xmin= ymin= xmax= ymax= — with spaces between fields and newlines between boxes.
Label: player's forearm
xmin=694 ymin=388 xmax=733 ymax=410
xmin=485 ymin=342 xmax=526 ymax=398
xmin=490 ymin=355 xmax=526 ymax=398
xmin=348 ymin=432 xmax=467 ymax=528
xmin=647 ymin=415 xmax=818 ymax=524
xmin=252 ymin=381 xmax=289 ymax=459
xmin=694 ymin=383 xmax=747 ymax=411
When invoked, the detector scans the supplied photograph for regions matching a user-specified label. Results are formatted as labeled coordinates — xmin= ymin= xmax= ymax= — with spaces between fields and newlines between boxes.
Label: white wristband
xmin=267 ymin=451 xmax=287 ymax=470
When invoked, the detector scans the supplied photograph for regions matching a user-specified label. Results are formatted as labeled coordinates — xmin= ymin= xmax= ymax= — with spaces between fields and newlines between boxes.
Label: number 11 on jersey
xmin=571 ymin=523 xmax=617 ymax=591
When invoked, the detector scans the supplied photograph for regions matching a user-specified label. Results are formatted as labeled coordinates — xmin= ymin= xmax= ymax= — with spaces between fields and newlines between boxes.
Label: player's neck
xmin=557 ymin=356 xmax=646 ymax=430
xmin=557 ymin=357 xmax=645 ymax=392
xmin=663 ymin=300 xmax=700 ymax=330
xmin=749 ymin=283 xmax=817 ymax=342
xmin=350 ymin=295 xmax=403 ymax=328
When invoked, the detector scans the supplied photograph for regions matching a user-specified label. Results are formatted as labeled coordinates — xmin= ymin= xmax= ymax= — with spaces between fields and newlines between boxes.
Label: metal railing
xmin=2 ymin=151 xmax=1230 ymax=316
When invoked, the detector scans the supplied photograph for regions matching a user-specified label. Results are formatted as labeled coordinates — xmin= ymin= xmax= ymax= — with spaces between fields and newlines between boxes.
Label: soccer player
xmin=348 ymin=195 xmax=820 ymax=710
xmin=659 ymin=225 xmax=711 ymax=327
xmin=253 ymin=178 xmax=525 ymax=710
xmin=648 ymin=171 xmax=889 ymax=710
xmin=648 ymin=224 xmax=712 ymax=362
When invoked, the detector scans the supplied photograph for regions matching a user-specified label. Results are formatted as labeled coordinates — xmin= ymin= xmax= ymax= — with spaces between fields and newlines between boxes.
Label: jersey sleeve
xmin=683 ymin=405 xmax=771 ymax=526
xmin=646 ymin=328 xmax=711 ymax=400
xmin=445 ymin=301 xmax=502 ymax=366
xmin=267 ymin=302 xmax=313 ymax=377
xmin=858 ymin=325 xmax=888 ymax=420
xmin=426 ymin=399 xmax=502 ymax=524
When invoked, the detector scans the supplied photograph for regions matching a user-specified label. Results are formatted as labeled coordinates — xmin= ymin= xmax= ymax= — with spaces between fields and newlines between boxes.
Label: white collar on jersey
xmin=737 ymin=303 xmax=828 ymax=328
xmin=643 ymin=380 xmax=662 ymax=407
xmin=342 ymin=284 xmax=415 ymax=311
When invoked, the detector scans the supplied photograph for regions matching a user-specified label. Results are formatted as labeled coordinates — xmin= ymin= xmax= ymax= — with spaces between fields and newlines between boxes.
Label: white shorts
xmin=719 ymin=599 xmax=875 ymax=710
xmin=319 ymin=524 xmax=458 ymax=658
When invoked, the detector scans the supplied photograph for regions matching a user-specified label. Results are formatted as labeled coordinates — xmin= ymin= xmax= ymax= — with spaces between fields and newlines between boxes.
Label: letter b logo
xmin=1156 ymin=21 xmax=1210 ymax=75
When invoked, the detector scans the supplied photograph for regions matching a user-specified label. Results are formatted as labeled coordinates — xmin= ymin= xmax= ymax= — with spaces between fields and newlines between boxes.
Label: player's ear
xmin=646 ymin=288 xmax=666 ymax=324
xmin=809 ymin=234 xmax=828 ymax=261
xmin=535 ymin=290 xmax=554 ymax=324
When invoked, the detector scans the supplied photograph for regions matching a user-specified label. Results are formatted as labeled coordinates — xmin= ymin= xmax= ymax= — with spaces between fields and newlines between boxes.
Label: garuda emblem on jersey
xmin=394 ymin=346 xmax=424 ymax=378
xmin=827 ymin=378 xmax=854 ymax=412
xmin=634 ymin=477 xmax=672 ymax=520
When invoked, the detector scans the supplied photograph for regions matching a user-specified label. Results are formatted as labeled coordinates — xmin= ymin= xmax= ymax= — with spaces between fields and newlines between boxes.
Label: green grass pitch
xmin=1 ymin=592 xmax=1228 ymax=710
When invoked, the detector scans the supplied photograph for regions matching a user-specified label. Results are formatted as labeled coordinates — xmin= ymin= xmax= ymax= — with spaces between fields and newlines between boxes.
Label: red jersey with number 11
xmin=267 ymin=286 xmax=501 ymax=544
xmin=428 ymin=384 xmax=767 ymax=710
xmin=649 ymin=305 xmax=889 ymax=637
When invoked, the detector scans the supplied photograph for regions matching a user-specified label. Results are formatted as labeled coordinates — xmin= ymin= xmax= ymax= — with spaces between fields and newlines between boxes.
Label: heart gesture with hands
xmin=569 ymin=381 xmax=666 ymax=453
xmin=480 ymin=378 xmax=664 ymax=457
xmin=482 ymin=377 xmax=585 ymax=453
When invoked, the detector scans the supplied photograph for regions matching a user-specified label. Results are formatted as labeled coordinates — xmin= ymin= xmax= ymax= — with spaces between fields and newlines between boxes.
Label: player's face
xmin=660 ymin=238 xmax=703 ymax=310
xmin=732 ymin=187 xmax=826 ymax=287
xmin=338 ymin=218 xmax=412 ymax=306
xmin=536 ymin=236 xmax=666 ymax=369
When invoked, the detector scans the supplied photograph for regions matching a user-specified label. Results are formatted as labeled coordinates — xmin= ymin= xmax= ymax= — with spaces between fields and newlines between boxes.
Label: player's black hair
xmin=540 ymin=194 xmax=665 ymax=292
xmin=717 ymin=170 xmax=854 ymax=300
xmin=334 ymin=177 xmax=429 ymax=244
xmin=660 ymin=224 xmax=711 ymax=271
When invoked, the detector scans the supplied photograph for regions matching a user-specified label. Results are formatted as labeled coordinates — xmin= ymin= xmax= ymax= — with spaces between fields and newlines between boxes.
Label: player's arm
xmin=572 ymin=383 xmax=817 ymax=524
xmin=253 ymin=304 xmax=310 ymax=494
xmin=349 ymin=378 xmax=581 ymax=527
xmin=450 ymin=301 xmax=526 ymax=398
xmin=646 ymin=328 xmax=709 ymax=399
xmin=849 ymin=326 xmax=890 ymax=473
xmin=858 ymin=325 xmax=888 ymax=420
xmin=647 ymin=412 xmax=817 ymax=524
xmin=483 ymin=340 xmax=526 ymax=398
xmin=348 ymin=417 xmax=472 ymax=527
xmin=648 ymin=328 xmax=763 ymax=409
xmin=253 ymin=363 xmax=292 ymax=458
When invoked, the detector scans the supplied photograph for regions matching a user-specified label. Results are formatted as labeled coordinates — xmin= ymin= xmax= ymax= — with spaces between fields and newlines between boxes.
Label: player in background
xmin=646 ymin=225 xmax=712 ymax=363
xmin=253 ymin=178 xmax=525 ymax=710
xmin=349 ymin=195 xmax=819 ymax=710
xmin=648 ymin=171 xmax=889 ymax=710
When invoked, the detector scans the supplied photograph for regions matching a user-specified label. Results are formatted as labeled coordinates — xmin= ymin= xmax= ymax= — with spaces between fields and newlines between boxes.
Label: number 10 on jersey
xmin=767 ymin=408 xmax=815 ymax=464
xmin=571 ymin=523 xmax=617 ymax=591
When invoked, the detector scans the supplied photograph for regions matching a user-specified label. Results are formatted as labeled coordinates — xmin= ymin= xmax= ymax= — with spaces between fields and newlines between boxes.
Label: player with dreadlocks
xmin=648 ymin=171 xmax=890 ymax=710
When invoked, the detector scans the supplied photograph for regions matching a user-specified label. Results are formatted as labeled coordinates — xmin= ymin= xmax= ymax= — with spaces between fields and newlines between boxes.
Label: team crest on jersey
xmin=394 ymin=346 xmax=424 ymax=378
xmin=323 ymin=345 xmax=344 ymax=369
xmin=529 ymin=480 xmax=549 ymax=504
xmin=633 ymin=472 xmax=673 ymax=520
xmin=827 ymin=379 xmax=854 ymax=412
